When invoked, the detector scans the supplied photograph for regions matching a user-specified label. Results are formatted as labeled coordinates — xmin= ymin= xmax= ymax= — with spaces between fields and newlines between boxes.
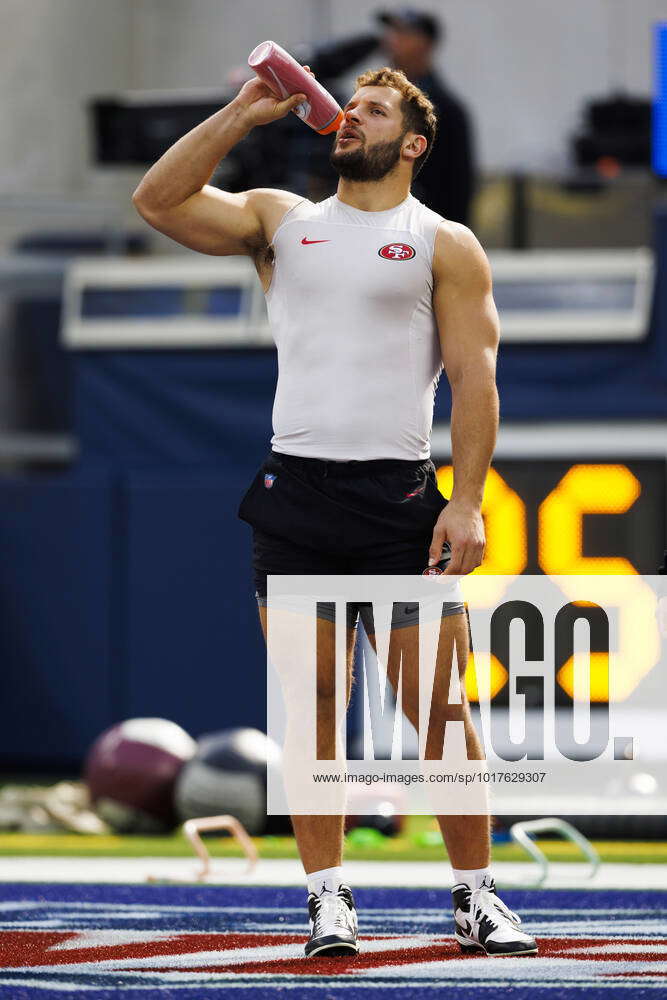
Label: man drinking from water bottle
xmin=132 ymin=62 xmax=537 ymax=960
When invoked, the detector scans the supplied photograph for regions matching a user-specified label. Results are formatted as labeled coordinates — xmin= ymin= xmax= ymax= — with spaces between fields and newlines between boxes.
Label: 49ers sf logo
xmin=378 ymin=242 xmax=415 ymax=260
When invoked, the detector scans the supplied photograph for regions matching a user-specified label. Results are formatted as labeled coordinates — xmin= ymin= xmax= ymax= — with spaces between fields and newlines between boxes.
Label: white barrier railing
xmin=60 ymin=249 xmax=654 ymax=349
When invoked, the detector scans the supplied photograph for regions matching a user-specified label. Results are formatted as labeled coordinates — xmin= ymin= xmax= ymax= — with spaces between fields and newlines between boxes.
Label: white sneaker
xmin=305 ymin=884 xmax=359 ymax=957
xmin=452 ymin=879 xmax=538 ymax=956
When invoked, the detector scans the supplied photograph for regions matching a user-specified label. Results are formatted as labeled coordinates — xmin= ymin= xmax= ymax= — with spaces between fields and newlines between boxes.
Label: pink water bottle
xmin=248 ymin=40 xmax=344 ymax=135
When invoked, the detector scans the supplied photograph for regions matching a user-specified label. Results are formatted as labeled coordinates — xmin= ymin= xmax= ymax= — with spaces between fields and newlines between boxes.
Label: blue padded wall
xmin=120 ymin=470 xmax=265 ymax=735
xmin=0 ymin=471 xmax=115 ymax=769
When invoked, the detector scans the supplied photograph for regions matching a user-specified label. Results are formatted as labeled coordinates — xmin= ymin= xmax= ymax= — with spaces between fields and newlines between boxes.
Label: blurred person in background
xmin=305 ymin=7 xmax=475 ymax=223
xmin=376 ymin=8 xmax=475 ymax=224
xmin=132 ymin=60 xmax=535 ymax=961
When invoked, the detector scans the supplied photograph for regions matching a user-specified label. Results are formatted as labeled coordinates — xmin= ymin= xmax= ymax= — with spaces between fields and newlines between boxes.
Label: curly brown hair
xmin=354 ymin=67 xmax=438 ymax=177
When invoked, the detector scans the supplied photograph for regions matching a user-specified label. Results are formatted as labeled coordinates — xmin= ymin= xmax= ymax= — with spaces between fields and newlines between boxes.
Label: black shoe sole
xmin=305 ymin=930 xmax=359 ymax=958
xmin=456 ymin=933 xmax=538 ymax=957
xmin=305 ymin=941 xmax=359 ymax=958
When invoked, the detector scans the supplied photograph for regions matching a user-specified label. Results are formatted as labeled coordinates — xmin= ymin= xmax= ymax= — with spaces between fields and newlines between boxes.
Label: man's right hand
xmin=233 ymin=75 xmax=307 ymax=128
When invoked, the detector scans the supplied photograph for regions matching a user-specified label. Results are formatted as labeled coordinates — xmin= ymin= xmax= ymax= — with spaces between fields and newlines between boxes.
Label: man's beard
xmin=329 ymin=133 xmax=405 ymax=181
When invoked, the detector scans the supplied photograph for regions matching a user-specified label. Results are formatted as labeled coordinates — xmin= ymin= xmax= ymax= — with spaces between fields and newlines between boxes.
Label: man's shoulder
xmin=247 ymin=188 xmax=305 ymax=215
xmin=433 ymin=221 xmax=489 ymax=281
xmin=246 ymin=189 xmax=314 ymax=244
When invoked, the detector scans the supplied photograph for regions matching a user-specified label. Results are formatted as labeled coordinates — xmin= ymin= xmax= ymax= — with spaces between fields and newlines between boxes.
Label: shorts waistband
xmin=270 ymin=450 xmax=432 ymax=478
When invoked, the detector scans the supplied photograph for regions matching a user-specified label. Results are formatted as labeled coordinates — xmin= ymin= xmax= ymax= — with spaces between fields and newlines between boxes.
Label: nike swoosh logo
xmin=301 ymin=238 xmax=331 ymax=245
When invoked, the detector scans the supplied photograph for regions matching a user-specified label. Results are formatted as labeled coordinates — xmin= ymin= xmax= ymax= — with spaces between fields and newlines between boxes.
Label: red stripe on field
xmin=603 ymin=971 xmax=667 ymax=978
xmin=6 ymin=930 xmax=667 ymax=978
xmin=129 ymin=941 xmax=476 ymax=975
xmin=0 ymin=931 xmax=302 ymax=967
xmin=0 ymin=933 xmax=79 ymax=968
xmin=542 ymin=938 xmax=667 ymax=962
xmin=129 ymin=937 xmax=667 ymax=977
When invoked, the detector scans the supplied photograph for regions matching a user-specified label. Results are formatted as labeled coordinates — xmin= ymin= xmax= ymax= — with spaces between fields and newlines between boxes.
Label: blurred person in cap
xmin=377 ymin=8 xmax=475 ymax=224
xmin=303 ymin=7 xmax=475 ymax=223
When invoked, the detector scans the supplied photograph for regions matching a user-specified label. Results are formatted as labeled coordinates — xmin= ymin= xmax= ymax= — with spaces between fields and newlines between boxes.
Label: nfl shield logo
xmin=264 ymin=473 xmax=276 ymax=489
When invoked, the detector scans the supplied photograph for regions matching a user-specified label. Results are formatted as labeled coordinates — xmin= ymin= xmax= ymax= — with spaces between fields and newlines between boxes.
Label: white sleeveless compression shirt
xmin=266 ymin=193 xmax=444 ymax=461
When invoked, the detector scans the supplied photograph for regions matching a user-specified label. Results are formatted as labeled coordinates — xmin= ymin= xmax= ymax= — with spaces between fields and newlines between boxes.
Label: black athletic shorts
xmin=238 ymin=450 xmax=465 ymax=629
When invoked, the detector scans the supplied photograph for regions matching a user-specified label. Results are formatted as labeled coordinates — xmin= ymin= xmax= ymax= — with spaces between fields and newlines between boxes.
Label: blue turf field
xmin=0 ymin=883 xmax=665 ymax=998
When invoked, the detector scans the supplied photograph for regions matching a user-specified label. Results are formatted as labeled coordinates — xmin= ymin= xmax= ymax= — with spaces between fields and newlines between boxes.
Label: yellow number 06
xmin=434 ymin=463 xmax=656 ymax=701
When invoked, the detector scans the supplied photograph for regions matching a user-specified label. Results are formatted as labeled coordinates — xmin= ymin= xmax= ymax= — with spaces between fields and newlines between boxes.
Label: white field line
xmin=0 ymin=857 xmax=665 ymax=889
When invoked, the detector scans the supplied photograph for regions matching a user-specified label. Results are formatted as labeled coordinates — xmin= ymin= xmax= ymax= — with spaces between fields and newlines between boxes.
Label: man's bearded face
xmin=330 ymin=130 xmax=406 ymax=182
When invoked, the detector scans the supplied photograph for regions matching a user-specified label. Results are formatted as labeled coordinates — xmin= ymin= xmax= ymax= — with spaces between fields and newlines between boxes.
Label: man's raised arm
xmin=132 ymin=76 xmax=307 ymax=256
xmin=430 ymin=222 xmax=500 ymax=575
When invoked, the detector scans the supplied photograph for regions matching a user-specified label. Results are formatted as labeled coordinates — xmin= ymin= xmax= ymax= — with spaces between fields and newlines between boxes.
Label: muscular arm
xmin=429 ymin=223 xmax=500 ymax=575
xmin=132 ymin=76 xmax=307 ymax=255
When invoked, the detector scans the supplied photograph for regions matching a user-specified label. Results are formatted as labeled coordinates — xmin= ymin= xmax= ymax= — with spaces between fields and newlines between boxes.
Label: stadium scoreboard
xmin=430 ymin=450 xmax=666 ymax=707
xmin=432 ymin=458 xmax=665 ymax=577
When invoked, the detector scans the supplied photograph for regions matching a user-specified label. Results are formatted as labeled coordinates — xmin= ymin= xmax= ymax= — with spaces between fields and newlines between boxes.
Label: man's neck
xmin=336 ymin=177 xmax=411 ymax=213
